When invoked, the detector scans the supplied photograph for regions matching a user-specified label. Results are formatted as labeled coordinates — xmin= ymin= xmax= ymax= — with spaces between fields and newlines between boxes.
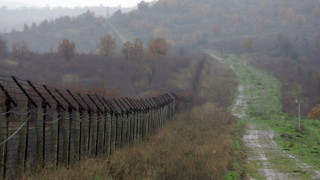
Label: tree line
xmin=0 ymin=34 xmax=169 ymax=61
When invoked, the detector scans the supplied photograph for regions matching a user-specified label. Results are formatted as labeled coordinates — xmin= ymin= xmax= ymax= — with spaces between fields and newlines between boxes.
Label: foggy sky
xmin=0 ymin=0 xmax=153 ymax=8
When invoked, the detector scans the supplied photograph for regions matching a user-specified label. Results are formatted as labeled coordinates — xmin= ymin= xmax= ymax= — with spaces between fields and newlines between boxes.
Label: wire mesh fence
xmin=0 ymin=75 xmax=191 ymax=179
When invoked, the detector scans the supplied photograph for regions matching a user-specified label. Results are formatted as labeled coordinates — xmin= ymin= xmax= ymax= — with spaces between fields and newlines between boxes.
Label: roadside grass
xmin=213 ymin=51 xmax=320 ymax=176
xmin=246 ymin=160 xmax=265 ymax=180
xmin=225 ymin=120 xmax=247 ymax=180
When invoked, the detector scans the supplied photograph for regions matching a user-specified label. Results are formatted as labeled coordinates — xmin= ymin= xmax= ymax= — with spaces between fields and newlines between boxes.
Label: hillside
xmin=0 ymin=5 xmax=132 ymax=33
xmin=2 ymin=0 xmax=320 ymax=53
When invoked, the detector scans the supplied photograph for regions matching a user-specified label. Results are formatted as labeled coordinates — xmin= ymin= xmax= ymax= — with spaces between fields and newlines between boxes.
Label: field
xmin=17 ymin=54 xmax=238 ymax=179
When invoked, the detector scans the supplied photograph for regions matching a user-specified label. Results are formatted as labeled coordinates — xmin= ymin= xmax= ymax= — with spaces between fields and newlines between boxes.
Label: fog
xmin=0 ymin=0 xmax=153 ymax=8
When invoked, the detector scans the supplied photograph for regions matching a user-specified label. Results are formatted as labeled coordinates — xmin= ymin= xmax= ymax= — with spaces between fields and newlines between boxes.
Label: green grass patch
xmin=225 ymin=120 xmax=247 ymax=180
xmin=218 ymin=51 xmax=320 ymax=172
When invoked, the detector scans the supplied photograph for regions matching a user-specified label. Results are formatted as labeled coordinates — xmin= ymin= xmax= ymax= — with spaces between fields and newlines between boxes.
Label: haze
xmin=0 ymin=0 xmax=153 ymax=8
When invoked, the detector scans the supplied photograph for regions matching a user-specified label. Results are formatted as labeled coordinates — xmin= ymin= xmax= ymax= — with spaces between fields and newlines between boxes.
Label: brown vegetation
xmin=147 ymin=37 xmax=169 ymax=58
xmin=20 ymin=103 xmax=236 ymax=180
xmin=98 ymin=34 xmax=117 ymax=57
xmin=58 ymin=39 xmax=76 ymax=60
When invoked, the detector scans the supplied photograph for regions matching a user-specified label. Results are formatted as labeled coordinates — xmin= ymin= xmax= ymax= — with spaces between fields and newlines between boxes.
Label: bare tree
xmin=11 ymin=40 xmax=30 ymax=59
xmin=0 ymin=36 xmax=7 ymax=55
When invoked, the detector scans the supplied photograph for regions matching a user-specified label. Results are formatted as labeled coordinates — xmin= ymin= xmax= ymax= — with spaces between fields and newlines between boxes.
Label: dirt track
xmin=206 ymin=51 xmax=320 ymax=180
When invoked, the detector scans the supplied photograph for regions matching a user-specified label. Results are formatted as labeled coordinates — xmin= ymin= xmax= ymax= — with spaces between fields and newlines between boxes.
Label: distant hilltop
xmin=0 ymin=5 xmax=133 ymax=33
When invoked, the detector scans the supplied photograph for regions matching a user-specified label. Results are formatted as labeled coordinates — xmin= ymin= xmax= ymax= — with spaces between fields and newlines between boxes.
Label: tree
xmin=0 ymin=36 xmax=7 ymax=55
xmin=275 ymin=33 xmax=297 ymax=59
xmin=318 ymin=34 xmax=320 ymax=51
xmin=138 ymin=1 xmax=149 ymax=11
xmin=122 ymin=38 xmax=144 ymax=60
xmin=58 ymin=39 xmax=76 ymax=60
xmin=147 ymin=37 xmax=168 ymax=58
xmin=241 ymin=37 xmax=254 ymax=50
xmin=11 ymin=40 xmax=30 ymax=59
xmin=133 ymin=38 xmax=144 ymax=59
xmin=122 ymin=41 xmax=133 ymax=59
xmin=308 ymin=103 xmax=320 ymax=120
xmin=98 ymin=34 xmax=117 ymax=57
xmin=294 ymin=14 xmax=306 ymax=28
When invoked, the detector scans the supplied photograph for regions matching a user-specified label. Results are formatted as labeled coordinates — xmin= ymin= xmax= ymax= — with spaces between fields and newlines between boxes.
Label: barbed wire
xmin=0 ymin=109 xmax=33 ymax=116
xmin=0 ymin=114 xmax=31 ymax=146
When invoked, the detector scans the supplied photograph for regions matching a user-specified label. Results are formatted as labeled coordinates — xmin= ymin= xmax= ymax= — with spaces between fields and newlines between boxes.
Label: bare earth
xmin=206 ymin=51 xmax=320 ymax=180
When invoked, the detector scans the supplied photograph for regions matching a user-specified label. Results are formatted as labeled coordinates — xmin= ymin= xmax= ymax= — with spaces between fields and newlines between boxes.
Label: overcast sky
xmin=0 ymin=0 xmax=154 ymax=8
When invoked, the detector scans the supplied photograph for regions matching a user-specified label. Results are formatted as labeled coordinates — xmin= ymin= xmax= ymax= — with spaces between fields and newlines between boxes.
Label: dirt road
xmin=205 ymin=50 xmax=320 ymax=180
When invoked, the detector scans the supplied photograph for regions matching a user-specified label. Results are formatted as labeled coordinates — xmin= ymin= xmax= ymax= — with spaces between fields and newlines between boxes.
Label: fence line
xmin=0 ymin=75 xmax=191 ymax=179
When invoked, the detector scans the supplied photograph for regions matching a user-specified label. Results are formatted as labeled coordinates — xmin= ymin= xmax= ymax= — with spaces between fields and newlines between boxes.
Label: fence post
xmin=40 ymin=101 xmax=47 ymax=167
xmin=1 ymin=96 xmax=10 ymax=178
xmin=110 ymin=113 xmax=114 ymax=154
xmin=42 ymin=85 xmax=66 ymax=167
xmin=27 ymin=80 xmax=51 ymax=168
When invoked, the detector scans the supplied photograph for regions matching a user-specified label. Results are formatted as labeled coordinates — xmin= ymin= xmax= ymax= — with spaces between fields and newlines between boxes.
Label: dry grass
xmin=19 ymin=102 xmax=236 ymax=180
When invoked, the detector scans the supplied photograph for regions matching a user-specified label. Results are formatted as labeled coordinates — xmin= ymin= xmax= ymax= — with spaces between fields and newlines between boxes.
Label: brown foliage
xmin=308 ymin=103 xmax=320 ymax=119
xmin=241 ymin=37 xmax=254 ymax=50
xmin=147 ymin=37 xmax=168 ymax=58
xmin=122 ymin=38 xmax=144 ymax=61
xmin=21 ymin=103 xmax=236 ymax=180
xmin=11 ymin=40 xmax=30 ymax=59
xmin=58 ymin=39 xmax=76 ymax=60
xmin=98 ymin=34 xmax=117 ymax=57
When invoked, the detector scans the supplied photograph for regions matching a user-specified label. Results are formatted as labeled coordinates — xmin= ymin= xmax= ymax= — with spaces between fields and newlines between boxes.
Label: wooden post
xmin=115 ymin=115 xmax=119 ymax=149
xmin=41 ymin=101 xmax=47 ymax=167
xmin=0 ymin=97 xmax=10 ymax=179
xmin=16 ymin=107 xmax=27 ymax=174
xmin=120 ymin=114 xmax=124 ymax=148
xmin=87 ymin=112 xmax=92 ymax=156
xmin=67 ymin=107 xmax=73 ymax=165
xmin=95 ymin=112 xmax=101 ymax=156
xmin=56 ymin=106 xmax=62 ymax=167
xmin=78 ymin=111 xmax=83 ymax=161
xmin=36 ymin=108 xmax=44 ymax=168
xmin=103 ymin=113 xmax=108 ymax=154
xmin=109 ymin=114 xmax=114 ymax=154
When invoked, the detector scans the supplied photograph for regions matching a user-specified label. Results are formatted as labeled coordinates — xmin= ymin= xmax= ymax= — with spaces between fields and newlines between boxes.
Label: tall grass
xmin=20 ymin=102 xmax=236 ymax=180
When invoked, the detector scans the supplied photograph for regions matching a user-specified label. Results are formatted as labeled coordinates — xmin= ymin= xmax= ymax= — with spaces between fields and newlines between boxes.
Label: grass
xmin=19 ymin=52 xmax=239 ymax=180
xmin=212 ymin=50 xmax=320 ymax=177
xmin=20 ymin=103 xmax=237 ymax=180
xmin=224 ymin=120 xmax=247 ymax=180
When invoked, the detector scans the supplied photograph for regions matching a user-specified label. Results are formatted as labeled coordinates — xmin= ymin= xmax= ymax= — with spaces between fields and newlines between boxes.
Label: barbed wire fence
xmin=0 ymin=75 xmax=191 ymax=179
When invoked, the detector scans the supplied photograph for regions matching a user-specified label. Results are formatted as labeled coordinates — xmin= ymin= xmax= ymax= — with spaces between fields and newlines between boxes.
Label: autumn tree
xmin=294 ymin=14 xmax=306 ymax=28
xmin=308 ymin=103 xmax=320 ymax=120
xmin=58 ymin=39 xmax=76 ymax=60
xmin=98 ymin=34 xmax=117 ymax=57
xmin=147 ymin=37 xmax=168 ymax=58
xmin=242 ymin=37 xmax=254 ymax=50
xmin=11 ymin=40 xmax=30 ymax=59
xmin=122 ymin=41 xmax=133 ymax=59
xmin=122 ymin=38 xmax=144 ymax=60
xmin=0 ymin=36 xmax=7 ymax=55
xmin=318 ymin=34 xmax=320 ymax=51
